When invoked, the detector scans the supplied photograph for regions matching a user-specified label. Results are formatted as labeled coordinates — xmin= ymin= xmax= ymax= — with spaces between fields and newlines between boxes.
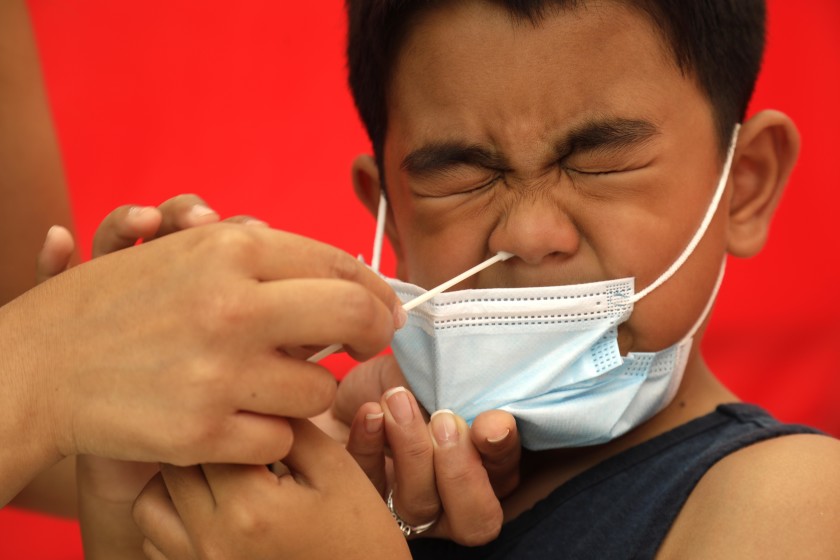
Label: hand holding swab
xmin=306 ymin=251 xmax=514 ymax=363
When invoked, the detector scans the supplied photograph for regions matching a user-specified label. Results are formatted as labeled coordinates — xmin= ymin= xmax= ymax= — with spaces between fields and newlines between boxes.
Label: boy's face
xmin=373 ymin=0 xmax=732 ymax=353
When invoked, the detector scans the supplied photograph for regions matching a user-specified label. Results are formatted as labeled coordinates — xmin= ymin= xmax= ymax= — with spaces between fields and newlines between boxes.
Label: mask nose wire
xmin=630 ymin=124 xmax=740 ymax=305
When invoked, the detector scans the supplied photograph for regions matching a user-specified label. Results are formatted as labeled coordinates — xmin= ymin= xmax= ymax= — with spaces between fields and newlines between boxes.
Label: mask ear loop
xmin=631 ymin=124 xmax=740 ymax=304
xmin=371 ymin=192 xmax=388 ymax=274
xmin=686 ymin=256 xmax=726 ymax=340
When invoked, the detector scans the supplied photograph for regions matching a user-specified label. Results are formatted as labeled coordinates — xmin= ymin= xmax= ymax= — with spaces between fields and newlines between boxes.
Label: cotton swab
xmin=306 ymin=251 xmax=514 ymax=363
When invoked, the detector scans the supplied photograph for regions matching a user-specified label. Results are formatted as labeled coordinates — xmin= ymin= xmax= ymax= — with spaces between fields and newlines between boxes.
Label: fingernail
xmin=365 ymin=412 xmax=384 ymax=434
xmin=486 ymin=428 xmax=511 ymax=445
xmin=43 ymin=225 xmax=61 ymax=247
xmin=189 ymin=204 xmax=218 ymax=220
xmin=128 ymin=205 xmax=156 ymax=218
xmin=384 ymin=387 xmax=414 ymax=425
xmin=244 ymin=218 xmax=269 ymax=227
xmin=393 ymin=304 xmax=407 ymax=330
xmin=430 ymin=410 xmax=459 ymax=447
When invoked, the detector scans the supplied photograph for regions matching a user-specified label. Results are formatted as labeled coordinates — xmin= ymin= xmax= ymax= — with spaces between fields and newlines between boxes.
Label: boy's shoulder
xmin=658 ymin=432 xmax=840 ymax=559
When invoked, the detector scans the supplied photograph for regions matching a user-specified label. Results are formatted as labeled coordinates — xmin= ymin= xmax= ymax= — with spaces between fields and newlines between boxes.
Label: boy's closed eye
xmin=412 ymin=167 xmax=504 ymax=198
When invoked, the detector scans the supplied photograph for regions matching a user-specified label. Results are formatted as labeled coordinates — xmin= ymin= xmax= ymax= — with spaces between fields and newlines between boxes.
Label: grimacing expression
xmin=374 ymin=1 xmax=732 ymax=353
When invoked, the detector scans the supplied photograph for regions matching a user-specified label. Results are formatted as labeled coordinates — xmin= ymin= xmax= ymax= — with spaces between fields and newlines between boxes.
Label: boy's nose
xmin=488 ymin=192 xmax=580 ymax=265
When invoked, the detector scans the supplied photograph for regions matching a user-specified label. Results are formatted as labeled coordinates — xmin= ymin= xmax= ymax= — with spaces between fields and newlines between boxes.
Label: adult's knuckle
xmin=194 ymin=289 xmax=254 ymax=343
xmin=226 ymin=500 xmax=270 ymax=537
xmin=195 ymin=538 xmax=225 ymax=560
xmin=342 ymin=283 xmax=382 ymax=327
xmin=490 ymin=471 xmax=520 ymax=498
xmin=452 ymin=507 xmax=503 ymax=546
xmin=141 ymin=539 xmax=160 ymax=559
xmin=307 ymin=370 xmax=339 ymax=411
xmin=326 ymin=249 xmax=363 ymax=283
xmin=438 ymin=464 xmax=477 ymax=488
xmin=397 ymin=438 xmax=435 ymax=464
xmin=329 ymin=284 xmax=391 ymax=355
xmin=131 ymin=497 xmax=149 ymax=527
xmin=483 ymin=447 xmax=520 ymax=470
xmin=405 ymin=498 xmax=440 ymax=524
xmin=202 ymin=223 xmax=258 ymax=259
xmin=170 ymin=419 xmax=224 ymax=462
xmin=455 ymin=523 xmax=503 ymax=547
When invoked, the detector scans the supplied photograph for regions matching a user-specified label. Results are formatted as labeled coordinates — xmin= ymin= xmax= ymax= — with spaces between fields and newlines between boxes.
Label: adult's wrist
xmin=0 ymin=292 xmax=69 ymax=505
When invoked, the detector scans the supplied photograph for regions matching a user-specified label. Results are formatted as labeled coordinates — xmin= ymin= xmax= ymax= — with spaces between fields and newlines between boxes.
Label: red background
xmin=2 ymin=1 xmax=838 ymax=557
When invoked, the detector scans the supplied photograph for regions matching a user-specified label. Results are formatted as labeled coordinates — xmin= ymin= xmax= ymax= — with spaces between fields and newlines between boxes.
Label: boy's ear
xmin=726 ymin=110 xmax=800 ymax=258
xmin=351 ymin=155 xmax=407 ymax=278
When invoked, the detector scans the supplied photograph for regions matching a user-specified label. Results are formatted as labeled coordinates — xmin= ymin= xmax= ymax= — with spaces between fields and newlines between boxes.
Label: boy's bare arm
xmin=658 ymin=434 xmax=840 ymax=559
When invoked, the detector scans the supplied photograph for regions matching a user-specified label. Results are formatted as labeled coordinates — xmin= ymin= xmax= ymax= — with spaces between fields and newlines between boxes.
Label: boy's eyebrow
xmin=559 ymin=118 xmax=660 ymax=156
xmin=401 ymin=143 xmax=510 ymax=176
xmin=400 ymin=118 xmax=660 ymax=176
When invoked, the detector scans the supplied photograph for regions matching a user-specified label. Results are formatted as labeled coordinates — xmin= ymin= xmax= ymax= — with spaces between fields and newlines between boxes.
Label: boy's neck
xmin=501 ymin=355 xmax=738 ymax=521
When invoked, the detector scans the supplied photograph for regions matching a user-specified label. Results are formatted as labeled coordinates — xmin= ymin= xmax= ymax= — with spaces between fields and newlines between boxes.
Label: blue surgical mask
xmin=373 ymin=126 xmax=739 ymax=450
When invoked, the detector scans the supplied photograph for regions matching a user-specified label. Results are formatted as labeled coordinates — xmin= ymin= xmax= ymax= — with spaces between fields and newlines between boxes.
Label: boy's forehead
xmin=393 ymin=0 xmax=674 ymax=74
xmin=386 ymin=0 xmax=689 ymax=155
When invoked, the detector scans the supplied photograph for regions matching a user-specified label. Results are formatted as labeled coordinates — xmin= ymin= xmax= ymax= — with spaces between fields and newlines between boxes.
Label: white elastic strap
xmin=306 ymin=251 xmax=515 ymax=363
xmin=371 ymin=193 xmax=387 ymax=274
xmin=687 ymin=257 xmax=727 ymax=339
xmin=631 ymin=124 xmax=740 ymax=303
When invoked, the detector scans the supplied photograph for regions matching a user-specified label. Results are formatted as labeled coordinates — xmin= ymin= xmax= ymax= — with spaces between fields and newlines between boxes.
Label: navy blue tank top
xmin=409 ymin=404 xmax=822 ymax=559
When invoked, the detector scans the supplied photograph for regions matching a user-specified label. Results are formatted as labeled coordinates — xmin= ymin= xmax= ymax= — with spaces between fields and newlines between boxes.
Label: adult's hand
xmin=339 ymin=355 xmax=522 ymax=546
xmin=0 ymin=223 xmax=404 ymax=505
xmin=133 ymin=420 xmax=410 ymax=560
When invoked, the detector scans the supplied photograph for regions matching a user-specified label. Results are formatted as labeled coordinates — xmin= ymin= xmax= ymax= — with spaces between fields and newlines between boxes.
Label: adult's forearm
xmin=0 ymin=0 xmax=75 ymax=307
xmin=0 ymin=300 xmax=64 ymax=505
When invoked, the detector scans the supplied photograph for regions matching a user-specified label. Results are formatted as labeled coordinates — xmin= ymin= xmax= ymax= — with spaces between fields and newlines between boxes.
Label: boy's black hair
xmin=346 ymin=0 xmax=766 ymax=166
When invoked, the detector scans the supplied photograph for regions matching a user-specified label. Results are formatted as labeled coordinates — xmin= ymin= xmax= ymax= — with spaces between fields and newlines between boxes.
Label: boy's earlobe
xmin=726 ymin=110 xmax=800 ymax=258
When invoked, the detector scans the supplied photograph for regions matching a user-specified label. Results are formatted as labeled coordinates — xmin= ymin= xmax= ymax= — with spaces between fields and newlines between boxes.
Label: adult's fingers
xmin=279 ymin=418 xmax=360 ymax=487
xmin=91 ymin=205 xmax=162 ymax=258
xmin=153 ymin=194 xmax=219 ymax=239
xmin=133 ymin=473 xmax=195 ymax=560
xmin=471 ymin=410 xmax=522 ymax=499
xmin=36 ymin=225 xmax=74 ymax=284
xmin=158 ymin=464 xmax=215 ymax=529
xmin=381 ymin=387 xmax=439 ymax=528
xmin=221 ymin=214 xmax=269 ymax=228
xmin=346 ymin=402 xmax=387 ymax=497
xmin=429 ymin=411 xmax=503 ymax=546
xmin=334 ymin=355 xmax=407 ymax=426
xmin=230 ymin=353 xmax=337 ymax=420
xmin=195 ymin=412 xmax=294 ymax=466
xmin=232 ymin=227 xmax=404 ymax=322
xmin=142 ymin=539 xmax=173 ymax=560
xmin=198 ymin=463 xmax=277 ymax=503
xmin=253 ymin=278 xmax=398 ymax=361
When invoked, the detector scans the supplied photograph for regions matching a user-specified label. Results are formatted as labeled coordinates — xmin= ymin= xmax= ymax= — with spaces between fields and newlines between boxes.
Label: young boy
xmin=105 ymin=1 xmax=840 ymax=558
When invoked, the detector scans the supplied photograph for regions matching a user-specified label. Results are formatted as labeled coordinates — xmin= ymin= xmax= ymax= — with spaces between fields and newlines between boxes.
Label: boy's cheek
xmin=616 ymin=326 xmax=635 ymax=355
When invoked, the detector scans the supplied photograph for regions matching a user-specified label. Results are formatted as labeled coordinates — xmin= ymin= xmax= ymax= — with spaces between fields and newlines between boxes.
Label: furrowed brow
xmin=559 ymin=118 xmax=660 ymax=157
xmin=401 ymin=142 xmax=510 ymax=177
